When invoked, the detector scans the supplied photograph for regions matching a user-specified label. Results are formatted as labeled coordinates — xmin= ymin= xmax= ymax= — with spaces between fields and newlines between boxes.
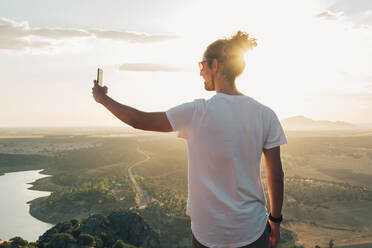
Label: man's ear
xmin=212 ymin=58 xmax=219 ymax=72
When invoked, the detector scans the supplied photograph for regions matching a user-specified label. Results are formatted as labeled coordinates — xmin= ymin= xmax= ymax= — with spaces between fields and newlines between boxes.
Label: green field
xmin=1 ymin=128 xmax=372 ymax=247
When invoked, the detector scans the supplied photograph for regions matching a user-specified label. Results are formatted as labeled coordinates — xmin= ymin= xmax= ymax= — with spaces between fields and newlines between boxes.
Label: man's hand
xmin=90 ymin=80 xmax=172 ymax=132
xmin=92 ymin=80 xmax=108 ymax=104
xmin=269 ymin=221 xmax=280 ymax=248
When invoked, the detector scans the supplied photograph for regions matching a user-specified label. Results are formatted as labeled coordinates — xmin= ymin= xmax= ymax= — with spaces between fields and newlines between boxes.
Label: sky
xmin=1 ymin=0 xmax=372 ymax=127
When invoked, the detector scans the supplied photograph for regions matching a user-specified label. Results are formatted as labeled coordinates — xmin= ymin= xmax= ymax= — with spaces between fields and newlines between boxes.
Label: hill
xmin=281 ymin=115 xmax=355 ymax=131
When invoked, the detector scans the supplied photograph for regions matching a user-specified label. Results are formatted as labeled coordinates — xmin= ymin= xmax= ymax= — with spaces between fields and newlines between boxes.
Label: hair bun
xmin=227 ymin=31 xmax=257 ymax=55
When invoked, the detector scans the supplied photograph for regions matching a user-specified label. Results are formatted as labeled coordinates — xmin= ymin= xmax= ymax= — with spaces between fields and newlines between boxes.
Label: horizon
xmin=1 ymin=0 xmax=372 ymax=126
xmin=2 ymin=115 xmax=372 ymax=128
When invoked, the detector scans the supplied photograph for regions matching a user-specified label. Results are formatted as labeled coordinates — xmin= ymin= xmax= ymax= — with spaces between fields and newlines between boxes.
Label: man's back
xmin=166 ymin=92 xmax=287 ymax=247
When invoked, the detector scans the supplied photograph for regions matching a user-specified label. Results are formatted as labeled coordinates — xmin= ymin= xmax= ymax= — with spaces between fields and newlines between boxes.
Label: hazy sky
xmin=1 ymin=0 xmax=372 ymax=127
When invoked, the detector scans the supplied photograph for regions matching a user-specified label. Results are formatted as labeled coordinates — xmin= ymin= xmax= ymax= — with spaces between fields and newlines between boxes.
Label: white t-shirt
xmin=165 ymin=92 xmax=287 ymax=248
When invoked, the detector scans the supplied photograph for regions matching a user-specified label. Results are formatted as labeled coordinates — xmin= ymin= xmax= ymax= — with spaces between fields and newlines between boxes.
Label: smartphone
xmin=97 ymin=68 xmax=103 ymax=86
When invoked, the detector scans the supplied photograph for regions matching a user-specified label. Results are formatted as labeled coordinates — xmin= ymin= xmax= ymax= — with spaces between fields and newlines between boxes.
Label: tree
xmin=329 ymin=239 xmax=334 ymax=248
xmin=78 ymin=233 xmax=95 ymax=246
xmin=47 ymin=233 xmax=76 ymax=248
xmin=112 ymin=240 xmax=137 ymax=248
xmin=9 ymin=236 xmax=28 ymax=246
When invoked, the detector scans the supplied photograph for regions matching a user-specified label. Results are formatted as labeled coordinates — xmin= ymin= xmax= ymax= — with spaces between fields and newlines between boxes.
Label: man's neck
xmin=215 ymin=81 xmax=244 ymax=96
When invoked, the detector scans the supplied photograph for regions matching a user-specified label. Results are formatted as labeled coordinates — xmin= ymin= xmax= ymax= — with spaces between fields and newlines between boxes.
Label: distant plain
xmin=0 ymin=127 xmax=371 ymax=247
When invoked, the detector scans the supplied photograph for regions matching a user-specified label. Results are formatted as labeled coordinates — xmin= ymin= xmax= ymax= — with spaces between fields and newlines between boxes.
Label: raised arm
xmin=263 ymin=145 xmax=284 ymax=248
xmin=92 ymin=80 xmax=173 ymax=132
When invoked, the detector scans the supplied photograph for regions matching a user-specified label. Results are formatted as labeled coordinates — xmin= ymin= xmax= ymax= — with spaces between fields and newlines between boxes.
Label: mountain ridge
xmin=281 ymin=115 xmax=355 ymax=130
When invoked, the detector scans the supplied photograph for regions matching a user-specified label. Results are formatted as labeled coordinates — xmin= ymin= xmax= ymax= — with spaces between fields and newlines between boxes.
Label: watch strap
xmin=269 ymin=213 xmax=283 ymax=223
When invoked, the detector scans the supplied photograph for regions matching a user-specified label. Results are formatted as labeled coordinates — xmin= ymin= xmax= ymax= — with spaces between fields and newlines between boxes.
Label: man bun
xmin=223 ymin=31 xmax=258 ymax=59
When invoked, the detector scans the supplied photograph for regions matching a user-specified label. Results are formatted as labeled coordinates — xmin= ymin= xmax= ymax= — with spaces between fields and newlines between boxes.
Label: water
xmin=0 ymin=169 xmax=54 ymax=242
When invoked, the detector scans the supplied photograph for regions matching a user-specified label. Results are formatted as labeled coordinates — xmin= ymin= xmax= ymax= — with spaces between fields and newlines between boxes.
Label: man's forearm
xmin=100 ymin=95 xmax=141 ymax=128
xmin=267 ymin=171 xmax=284 ymax=218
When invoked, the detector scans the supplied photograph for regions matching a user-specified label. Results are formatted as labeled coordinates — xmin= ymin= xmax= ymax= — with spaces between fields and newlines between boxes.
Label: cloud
xmin=320 ymin=91 xmax=372 ymax=103
xmin=0 ymin=18 xmax=176 ymax=51
xmin=316 ymin=0 xmax=372 ymax=27
xmin=88 ymin=30 xmax=176 ymax=43
xmin=119 ymin=63 xmax=183 ymax=72
xmin=315 ymin=10 xmax=344 ymax=20
xmin=30 ymin=28 xmax=90 ymax=40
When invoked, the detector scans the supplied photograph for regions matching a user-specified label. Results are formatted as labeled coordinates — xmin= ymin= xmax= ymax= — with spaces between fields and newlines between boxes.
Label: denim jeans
xmin=192 ymin=221 xmax=271 ymax=248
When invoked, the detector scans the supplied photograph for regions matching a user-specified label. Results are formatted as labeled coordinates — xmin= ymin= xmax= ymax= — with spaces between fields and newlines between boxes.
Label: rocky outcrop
xmin=0 ymin=209 xmax=160 ymax=248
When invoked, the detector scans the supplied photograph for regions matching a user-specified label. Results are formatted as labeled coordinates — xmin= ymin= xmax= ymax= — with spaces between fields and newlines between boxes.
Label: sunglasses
xmin=198 ymin=59 xmax=211 ymax=72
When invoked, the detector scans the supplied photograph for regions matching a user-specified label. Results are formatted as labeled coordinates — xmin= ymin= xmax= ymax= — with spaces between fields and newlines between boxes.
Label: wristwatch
xmin=269 ymin=213 xmax=283 ymax=223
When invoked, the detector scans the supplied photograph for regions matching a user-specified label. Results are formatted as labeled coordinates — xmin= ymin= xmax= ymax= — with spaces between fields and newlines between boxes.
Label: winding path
xmin=128 ymin=146 xmax=152 ymax=209
xmin=127 ymin=145 xmax=190 ymax=220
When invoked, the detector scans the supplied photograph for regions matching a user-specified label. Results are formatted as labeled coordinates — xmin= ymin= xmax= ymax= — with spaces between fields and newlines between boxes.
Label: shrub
xmin=95 ymin=236 xmax=103 ymax=248
xmin=78 ymin=233 xmax=95 ymax=246
xmin=112 ymin=240 xmax=137 ymax=248
xmin=47 ymin=233 xmax=76 ymax=248
xmin=55 ymin=221 xmax=72 ymax=233
xmin=9 ymin=236 xmax=28 ymax=246
xmin=70 ymin=219 xmax=79 ymax=227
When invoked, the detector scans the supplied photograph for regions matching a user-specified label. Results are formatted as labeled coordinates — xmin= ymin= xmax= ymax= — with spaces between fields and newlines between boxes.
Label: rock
xmin=34 ymin=209 xmax=160 ymax=248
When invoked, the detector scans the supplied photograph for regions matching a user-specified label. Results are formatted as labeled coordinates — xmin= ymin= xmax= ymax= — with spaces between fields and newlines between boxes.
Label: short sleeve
xmin=165 ymin=100 xmax=196 ymax=139
xmin=263 ymin=108 xmax=287 ymax=149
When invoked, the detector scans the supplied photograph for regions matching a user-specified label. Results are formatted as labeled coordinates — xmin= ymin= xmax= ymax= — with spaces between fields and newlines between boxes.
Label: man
xmin=92 ymin=31 xmax=287 ymax=248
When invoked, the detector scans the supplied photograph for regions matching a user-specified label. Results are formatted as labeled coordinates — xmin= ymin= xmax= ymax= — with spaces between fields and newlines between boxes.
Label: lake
xmin=0 ymin=169 xmax=54 ymax=242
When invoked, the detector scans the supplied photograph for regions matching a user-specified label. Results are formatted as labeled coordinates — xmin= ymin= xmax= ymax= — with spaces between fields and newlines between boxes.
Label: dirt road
xmin=128 ymin=146 xmax=152 ymax=208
